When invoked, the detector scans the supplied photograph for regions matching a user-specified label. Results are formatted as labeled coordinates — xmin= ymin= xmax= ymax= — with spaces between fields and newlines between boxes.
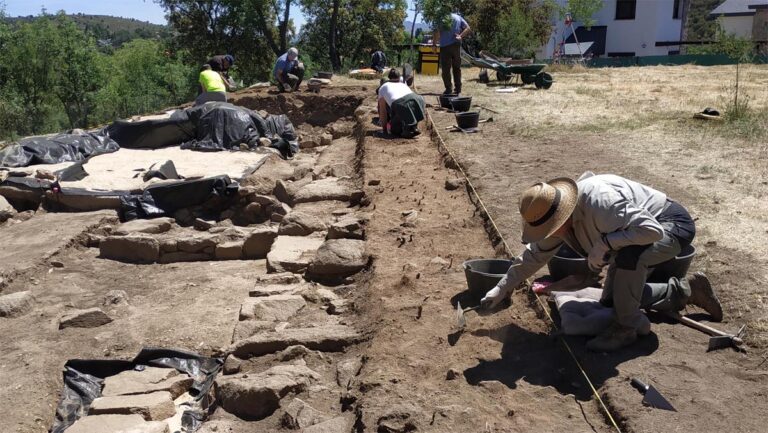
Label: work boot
xmin=685 ymin=272 xmax=723 ymax=322
xmin=443 ymin=89 xmax=454 ymax=95
xmin=586 ymin=321 xmax=638 ymax=352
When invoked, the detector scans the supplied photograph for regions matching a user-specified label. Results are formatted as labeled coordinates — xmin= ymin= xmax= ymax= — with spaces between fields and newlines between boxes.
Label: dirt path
xmin=352 ymin=99 xmax=612 ymax=432
xmin=418 ymin=71 xmax=768 ymax=433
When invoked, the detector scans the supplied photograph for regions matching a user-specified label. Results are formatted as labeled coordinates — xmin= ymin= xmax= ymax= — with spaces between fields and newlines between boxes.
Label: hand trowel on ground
xmin=630 ymin=378 xmax=676 ymax=411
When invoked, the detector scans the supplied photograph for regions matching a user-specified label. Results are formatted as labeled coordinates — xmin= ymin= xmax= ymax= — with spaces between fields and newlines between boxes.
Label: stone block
xmin=89 ymin=391 xmax=175 ymax=421
xmin=0 ymin=291 xmax=34 ymax=317
xmin=59 ymin=308 xmax=112 ymax=329
xmin=100 ymin=235 xmax=160 ymax=264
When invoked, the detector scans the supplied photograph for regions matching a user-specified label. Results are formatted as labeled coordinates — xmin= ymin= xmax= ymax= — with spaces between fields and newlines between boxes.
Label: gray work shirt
xmin=496 ymin=172 xmax=668 ymax=292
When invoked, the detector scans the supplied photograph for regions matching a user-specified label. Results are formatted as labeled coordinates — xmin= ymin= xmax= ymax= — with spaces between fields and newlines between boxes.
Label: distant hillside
xmin=6 ymin=14 xmax=170 ymax=47
xmin=686 ymin=0 xmax=722 ymax=41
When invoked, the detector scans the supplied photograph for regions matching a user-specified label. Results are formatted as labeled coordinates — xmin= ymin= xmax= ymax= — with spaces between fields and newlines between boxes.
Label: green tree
xmin=1 ymin=14 xmax=62 ymax=134
xmin=561 ymin=0 xmax=602 ymax=28
xmin=51 ymin=14 xmax=106 ymax=128
xmin=461 ymin=0 xmax=554 ymax=58
xmin=157 ymin=0 xmax=293 ymax=83
xmin=299 ymin=0 xmax=407 ymax=71
xmin=95 ymin=39 xmax=196 ymax=120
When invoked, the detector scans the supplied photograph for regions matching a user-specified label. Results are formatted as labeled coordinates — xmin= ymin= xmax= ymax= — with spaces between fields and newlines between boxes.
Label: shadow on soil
xmin=451 ymin=288 xmax=660 ymax=401
xmin=463 ymin=321 xmax=659 ymax=400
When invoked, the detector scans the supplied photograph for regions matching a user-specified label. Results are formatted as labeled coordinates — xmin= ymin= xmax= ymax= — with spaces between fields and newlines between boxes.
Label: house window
xmin=615 ymin=0 xmax=636 ymax=20
xmin=673 ymin=0 xmax=681 ymax=19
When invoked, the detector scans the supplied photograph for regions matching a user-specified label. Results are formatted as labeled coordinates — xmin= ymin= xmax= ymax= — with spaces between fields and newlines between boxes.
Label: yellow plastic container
xmin=418 ymin=45 xmax=440 ymax=75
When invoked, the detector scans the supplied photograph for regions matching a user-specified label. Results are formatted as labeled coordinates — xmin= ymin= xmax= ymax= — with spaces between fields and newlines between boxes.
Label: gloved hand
xmin=480 ymin=285 xmax=508 ymax=309
xmin=588 ymin=238 xmax=612 ymax=272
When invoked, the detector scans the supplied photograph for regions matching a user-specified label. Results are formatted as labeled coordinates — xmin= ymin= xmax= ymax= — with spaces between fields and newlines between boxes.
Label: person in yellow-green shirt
xmin=196 ymin=65 xmax=227 ymax=105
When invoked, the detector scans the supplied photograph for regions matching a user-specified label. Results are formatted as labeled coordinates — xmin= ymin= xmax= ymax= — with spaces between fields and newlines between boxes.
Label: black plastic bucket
xmin=456 ymin=112 xmax=480 ymax=129
xmin=450 ymin=96 xmax=472 ymax=112
xmin=547 ymin=245 xmax=590 ymax=281
xmin=439 ymin=94 xmax=458 ymax=109
xmin=463 ymin=259 xmax=513 ymax=297
xmin=547 ymin=244 xmax=697 ymax=282
xmin=316 ymin=71 xmax=333 ymax=79
xmin=649 ymin=244 xmax=696 ymax=282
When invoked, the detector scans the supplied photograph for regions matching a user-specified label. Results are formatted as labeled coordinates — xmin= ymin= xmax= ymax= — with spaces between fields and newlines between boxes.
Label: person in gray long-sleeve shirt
xmin=481 ymin=172 xmax=723 ymax=352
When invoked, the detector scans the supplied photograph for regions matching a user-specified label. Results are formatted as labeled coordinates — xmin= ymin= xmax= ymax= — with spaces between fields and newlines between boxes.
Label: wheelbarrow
xmin=461 ymin=49 xmax=554 ymax=90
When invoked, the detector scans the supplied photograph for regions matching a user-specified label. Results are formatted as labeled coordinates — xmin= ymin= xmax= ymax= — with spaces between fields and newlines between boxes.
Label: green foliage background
xmin=0 ymin=10 xmax=196 ymax=141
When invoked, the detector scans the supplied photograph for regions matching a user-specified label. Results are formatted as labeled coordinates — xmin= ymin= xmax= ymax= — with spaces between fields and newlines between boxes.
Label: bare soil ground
xmin=419 ymin=64 xmax=768 ymax=432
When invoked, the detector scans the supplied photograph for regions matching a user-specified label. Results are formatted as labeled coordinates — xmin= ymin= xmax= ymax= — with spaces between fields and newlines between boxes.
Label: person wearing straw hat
xmin=481 ymin=172 xmax=723 ymax=352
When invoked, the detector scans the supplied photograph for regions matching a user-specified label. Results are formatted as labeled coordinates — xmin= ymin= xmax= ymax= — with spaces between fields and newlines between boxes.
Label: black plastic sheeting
xmin=52 ymin=347 xmax=223 ymax=433
xmin=120 ymin=175 xmax=238 ymax=221
xmin=177 ymin=103 xmax=299 ymax=158
xmin=0 ymin=132 xmax=119 ymax=168
xmin=103 ymin=117 xmax=196 ymax=150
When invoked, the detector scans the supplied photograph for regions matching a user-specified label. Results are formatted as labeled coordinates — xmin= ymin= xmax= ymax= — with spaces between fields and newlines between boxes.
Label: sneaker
xmin=586 ymin=321 xmax=638 ymax=352
xmin=686 ymin=272 xmax=723 ymax=322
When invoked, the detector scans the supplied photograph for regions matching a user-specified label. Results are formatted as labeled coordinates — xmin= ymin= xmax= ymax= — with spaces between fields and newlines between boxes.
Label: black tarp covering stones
xmin=0 ymin=132 xmax=119 ymax=168
xmin=119 ymin=175 xmax=238 ymax=221
xmin=102 ymin=117 xmax=196 ymax=150
xmin=176 ymin=103 xmax=299 ymax=158
xmin=51 ymin=347 xmax=222 ymax=433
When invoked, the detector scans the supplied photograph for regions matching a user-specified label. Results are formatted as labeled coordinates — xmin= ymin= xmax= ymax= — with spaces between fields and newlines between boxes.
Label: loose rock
xmin=59 ymin=308 xmax=112 ymax=329
xmin=336 ymin=356 xmax=363 ymax=390
xmin=368 ymin=179 xmax=381 ymax=186
xmin=64 ymin=414 xmax=165 ymax=433
xmin=177 ymin=235 xmax=217 ymax=253
xmin=266 ymin=235 xmax=325 ymax=273
xmin=303 ymin=415 xmax=354 ymax=433
xmin=377 ymin=404 xmax=422 ymax=433
xmin=307 ymin=239 xmax=367 ymax=279
xmin=103 ymin=290 xmax=129 ymax=306
xmin=444 ymin=178 xmax=466 ymax=191
xmin=100 ymin=235 xmax=160 ymax=264
xmin=445 ymin=368 xmax=460 ymax=380
xmin=0 ymin=291 xmax=34 ymax=317
xmin=194 ymin=218 xmax=215 ymax=231
xmin=243 ymin=226 xmax=279 ymax=259
xmin=238 ymin=295 xmax=307 ymax=321
xmin=282 ymin=398 xmax=328 ymax=429
xmin=320 ymin=133 xmax=333 ymax=146
xmin=51 ymin=260 xmax=64 ymax=268
xmin=277 ymin=345 xmax=314 ymax=361
xmin=278 ymin=211 xmax=327 ymax=236
xmin=326 ymin=217 xmax=364 ymax=240
xmin=0 ymin=195 xmax=16 ymax=222
xmin=113 ymin=218 xmax=174 ymax=236
xmin=102 ymin=367 xmax=192 ymax=399
xmin=89 ymin=391 xmax=176 ymax=421
xmin=292 ymin=178 xmax=362 ymax=204
xmin=215 ymin=241 xmax=244 ymax=260
xmin=215 ymin=365 xmax=320 ymax=420
xmin=223 ymin=355 xmax=243 ymax=375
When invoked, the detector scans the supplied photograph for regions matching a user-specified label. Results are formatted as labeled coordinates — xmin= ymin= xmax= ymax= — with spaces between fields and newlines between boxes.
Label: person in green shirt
xmin=196 ymin=65 xmax=227 ymax=105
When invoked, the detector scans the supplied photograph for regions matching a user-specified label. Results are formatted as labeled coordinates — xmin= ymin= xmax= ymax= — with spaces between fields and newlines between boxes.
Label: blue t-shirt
xmin=273 ymin=53 xmax=297 ymax=79
xmin=439 ymin=13 xmax=468 ymax=47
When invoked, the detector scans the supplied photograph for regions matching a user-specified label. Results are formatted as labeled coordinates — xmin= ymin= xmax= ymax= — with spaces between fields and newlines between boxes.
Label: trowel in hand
xmin=630 ymin=378 xmax=676 ymax=412
xmin=456 ymin=301 xmax=480 ymax=330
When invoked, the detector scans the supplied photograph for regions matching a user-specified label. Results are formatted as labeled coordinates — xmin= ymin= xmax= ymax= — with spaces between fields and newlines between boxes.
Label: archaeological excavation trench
xmin=0 ymin=86 xmax=633 ymax=433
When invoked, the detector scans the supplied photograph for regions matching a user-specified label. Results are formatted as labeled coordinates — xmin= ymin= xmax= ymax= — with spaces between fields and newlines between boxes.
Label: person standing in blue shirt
xmin=273 ymin=47 xmax=305 ymax=93
xmin=432 ymin=13 xmax=471 ymax=95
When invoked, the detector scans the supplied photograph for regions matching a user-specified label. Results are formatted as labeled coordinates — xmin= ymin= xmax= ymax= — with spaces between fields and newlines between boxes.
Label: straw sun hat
xmin=519 ymin=177 xmax=578 ymax=243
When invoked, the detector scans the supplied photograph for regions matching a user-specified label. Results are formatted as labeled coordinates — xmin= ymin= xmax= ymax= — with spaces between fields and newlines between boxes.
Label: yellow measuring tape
xmin=425 ymin=110 xmax=623 ymax=433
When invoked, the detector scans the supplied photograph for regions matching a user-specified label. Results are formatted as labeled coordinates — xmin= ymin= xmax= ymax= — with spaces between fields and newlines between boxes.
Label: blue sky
xmin=3 ymin=0 xmax=422 ymax=29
